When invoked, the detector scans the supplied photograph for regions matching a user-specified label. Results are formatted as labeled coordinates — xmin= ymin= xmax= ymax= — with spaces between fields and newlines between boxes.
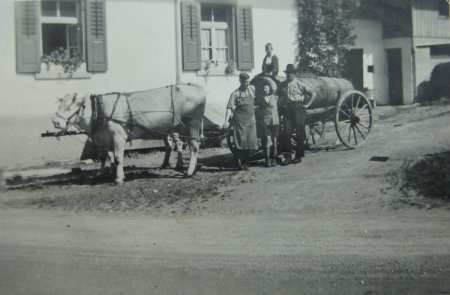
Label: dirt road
xmin=1 ymin=103 xmax=450 ymax=294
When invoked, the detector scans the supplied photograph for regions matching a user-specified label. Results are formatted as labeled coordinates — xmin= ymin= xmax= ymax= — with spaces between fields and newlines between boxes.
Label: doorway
xmin=343 ymin=49 xmax=364 ymax=91
xmin=387 ymin=48 xmax=403 ymax=105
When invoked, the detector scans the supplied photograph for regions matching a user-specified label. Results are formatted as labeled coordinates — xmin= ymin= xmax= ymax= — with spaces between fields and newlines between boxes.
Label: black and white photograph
xmin=1 ymin=0 xmax=450 ymax=294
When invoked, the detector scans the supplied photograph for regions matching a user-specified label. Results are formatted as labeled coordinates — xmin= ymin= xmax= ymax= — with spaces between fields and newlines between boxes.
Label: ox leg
xmin=161 ymin=135 xmax=173 ymax=169
xmin=185 ymin=138 xmax=199 ymax=177
xmin=113 ymin=137 xmax=126 ymax=184
xmin=174 ymin=133 xmax=184 ymax=171
xmin=96 ymin=148 xmax=109 ymax=177
xmin=108 ymin=151 xmax=116 ymax=175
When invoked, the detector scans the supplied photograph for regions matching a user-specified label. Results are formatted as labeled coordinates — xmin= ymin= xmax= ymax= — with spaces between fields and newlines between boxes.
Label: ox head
xmin=52 ymin=93 xmax=88 ymax=131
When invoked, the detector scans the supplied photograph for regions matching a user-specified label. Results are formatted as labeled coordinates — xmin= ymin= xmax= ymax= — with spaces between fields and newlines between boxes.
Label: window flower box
xmin=36 ymin=48 xmax=91 ymax=80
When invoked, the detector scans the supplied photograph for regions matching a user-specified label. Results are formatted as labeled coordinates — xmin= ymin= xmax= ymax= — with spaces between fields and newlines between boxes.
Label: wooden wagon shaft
xmin=41 ymin=130 xmax=88 ymax=138
xmin=306 ymin=106 xmax=335 ymax=115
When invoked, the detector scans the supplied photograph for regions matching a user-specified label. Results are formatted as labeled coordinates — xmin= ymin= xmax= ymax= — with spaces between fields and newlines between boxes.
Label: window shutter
xmin=15 ymin=1 xmax=41 ymax=73
xmin=236 ymin=6 xmax=254 ymax=71
xmin=181 ymin=1 xmax=201 ymax=71
xmin=86 ymin=0 xmax=107 ymax=72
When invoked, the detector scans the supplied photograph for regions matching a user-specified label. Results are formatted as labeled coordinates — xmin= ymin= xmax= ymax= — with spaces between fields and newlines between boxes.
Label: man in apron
xmin=224 ymin=72 xmax=258 ymax=170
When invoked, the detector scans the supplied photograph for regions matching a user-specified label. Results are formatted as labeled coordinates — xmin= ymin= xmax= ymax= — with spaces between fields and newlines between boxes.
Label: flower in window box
xmin=41 ymin=47 xmax=84 ymax=75
xmin=225 ymin=60 xmax=236 ymax=75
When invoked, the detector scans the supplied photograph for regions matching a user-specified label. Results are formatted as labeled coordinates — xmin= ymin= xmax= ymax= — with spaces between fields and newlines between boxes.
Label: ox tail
xmin=200 ymin=117 xmax=204 ymax=141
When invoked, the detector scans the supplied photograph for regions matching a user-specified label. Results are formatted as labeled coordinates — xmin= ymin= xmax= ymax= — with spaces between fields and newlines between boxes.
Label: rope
xmin=125 ymin=93 xmax=134 ymax=143
xmin=75 ymin=88 xmax=210 ymax=141
xmin=170 ymin=85 xmax=175 ymax=134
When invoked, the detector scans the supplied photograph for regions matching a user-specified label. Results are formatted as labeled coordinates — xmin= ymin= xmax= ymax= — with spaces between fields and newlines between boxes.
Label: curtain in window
xmin=215 ymin=29 xmax=227 ymax=63
xmin=201 ymin=29 xmax=211 ymax=62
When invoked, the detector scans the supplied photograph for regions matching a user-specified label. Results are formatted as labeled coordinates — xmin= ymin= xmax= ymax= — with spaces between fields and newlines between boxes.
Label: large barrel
xmin=298 ymin=76 xmax=354 ymax=109
xmin=251 ymin=74 xmax=354 ymax=109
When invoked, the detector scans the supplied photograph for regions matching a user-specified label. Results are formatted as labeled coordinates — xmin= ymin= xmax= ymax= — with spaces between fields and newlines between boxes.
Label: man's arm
xmin=304 ymin=84 xmax=316 ymax=101
xmin=223 ymin=93 xmax=235 ymax=129
xmin=272 ymin=55 xmax=279 ymax=76
xmin=262 ymin=56 xmax=266 ymax=74
xmin=223 ymin=108 xmax=233 ymax=129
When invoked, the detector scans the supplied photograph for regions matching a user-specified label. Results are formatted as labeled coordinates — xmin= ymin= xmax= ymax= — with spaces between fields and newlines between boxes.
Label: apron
xmin=232 ymin=90 xmax=257 ymax=150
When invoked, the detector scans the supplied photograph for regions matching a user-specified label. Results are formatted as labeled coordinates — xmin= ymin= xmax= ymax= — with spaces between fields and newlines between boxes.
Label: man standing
xmin=278 ymin=64 xmax=315 ymax=165
xmin=224 ymin=72 xmax=258 ymax=170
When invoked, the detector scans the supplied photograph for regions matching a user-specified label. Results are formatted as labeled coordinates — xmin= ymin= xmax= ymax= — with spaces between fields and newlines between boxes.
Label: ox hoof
xmin=114 ymin=178 xmax=124 ymax=185
xmin=160 ymin=164 xmax=171 ymax=169
xmin=183 ymin=173 xmax=194 ymax=178
xmin=175 ymin=166 xmax=184 ymax=173
xmin=96 ymin=170 xmax=107 ymax=177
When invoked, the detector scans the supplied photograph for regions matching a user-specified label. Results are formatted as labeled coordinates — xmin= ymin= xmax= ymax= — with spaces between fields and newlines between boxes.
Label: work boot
xmin=234 ymin=158 xmax=243 ymax=170
xmin=271 ymin=158 xmax=278 ymax=167
xmin=282 ymin=158 xmax=293 ymax=166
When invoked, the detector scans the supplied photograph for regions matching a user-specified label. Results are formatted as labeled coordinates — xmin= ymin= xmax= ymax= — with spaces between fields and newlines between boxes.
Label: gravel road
xmin=1 ymin=103 xmax=450 ymax=294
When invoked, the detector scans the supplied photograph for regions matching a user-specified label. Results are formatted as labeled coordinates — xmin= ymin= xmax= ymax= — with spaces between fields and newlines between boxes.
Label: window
xmin=430 ymin=44 xmax=450 ymax=58
xmin=438 ymin=0 xmax=449 ymax=18
xmin=15 ymin=0 xmax=107 ymax=75
xmin=180 ymin=2 xmax=254 ymax=73
xmin=40 ymin=0 xmax=83 ymax=57
xmin=200 ymin=5 xmax=232 ymax=67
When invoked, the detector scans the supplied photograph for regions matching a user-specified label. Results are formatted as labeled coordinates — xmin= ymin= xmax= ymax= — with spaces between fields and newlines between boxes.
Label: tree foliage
xmin=296 ymin=0 xmax=359 ymax=77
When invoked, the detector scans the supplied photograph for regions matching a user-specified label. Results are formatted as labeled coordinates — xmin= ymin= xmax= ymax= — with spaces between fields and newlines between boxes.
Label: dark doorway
xmin=343 ymin=49 xmax=364 ymax=91
xmin=387 ymin=48 xmax=403 ymax=105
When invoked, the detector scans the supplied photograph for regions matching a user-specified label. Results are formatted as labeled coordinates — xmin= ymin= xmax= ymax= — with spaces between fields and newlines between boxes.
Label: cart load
xmin=228 ymin=74 xmax=373 ymax=151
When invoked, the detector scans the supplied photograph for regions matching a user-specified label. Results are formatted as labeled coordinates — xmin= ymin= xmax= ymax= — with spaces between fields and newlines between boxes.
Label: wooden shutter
xmin=181 ymin=1 xmax=201 ymax=71
xmin=15 ymin=1 xmax=41 ymax=73
xmin=86 ymin=0 xmax=107 ymax=72
xmin=236 ymin=6 xmax=254 ymax=71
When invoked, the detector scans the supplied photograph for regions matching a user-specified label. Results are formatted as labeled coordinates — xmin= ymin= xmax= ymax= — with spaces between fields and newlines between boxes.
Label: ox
xmin=52 ymin=84 xmax=206 ymax=184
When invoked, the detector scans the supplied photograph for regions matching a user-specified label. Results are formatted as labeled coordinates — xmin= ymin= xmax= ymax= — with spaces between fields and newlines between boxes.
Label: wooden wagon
xmin=226 ymin=74 xmax=374 ymax=155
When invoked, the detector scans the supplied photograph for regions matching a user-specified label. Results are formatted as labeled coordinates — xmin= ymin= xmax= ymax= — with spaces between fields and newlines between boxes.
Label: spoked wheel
xmin=308 ymin=120 xmax=327 ymax=146
xmin=226 ymin=127 xmax=237 ymax=156
xmin=334 ymin=90 xmax=373 ymax=148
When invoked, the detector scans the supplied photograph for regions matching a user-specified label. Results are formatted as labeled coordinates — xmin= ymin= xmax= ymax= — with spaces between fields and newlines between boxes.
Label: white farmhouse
xmin=1 ymin=0 xmax=450 ymax=117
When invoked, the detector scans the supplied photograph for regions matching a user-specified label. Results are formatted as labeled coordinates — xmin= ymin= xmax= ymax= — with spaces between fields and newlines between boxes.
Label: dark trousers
xmin=283 ymin=102 xmax=306 ymax=158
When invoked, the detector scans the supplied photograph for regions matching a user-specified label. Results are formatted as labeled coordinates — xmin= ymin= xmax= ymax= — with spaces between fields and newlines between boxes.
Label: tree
xmin=296 ymin=0 xmax=359 ymax=77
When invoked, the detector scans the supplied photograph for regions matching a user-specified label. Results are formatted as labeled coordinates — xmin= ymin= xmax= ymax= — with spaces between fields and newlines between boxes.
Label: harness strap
xmin=87 ymin=88 xmax=204 ymax=141
xmin=111 ymin=93 xmax=121 ymax=118
xmin=169 ymin=85 xmax=175 ymax=134
xmin=124 ymin=93 xmax=134 ymax=144
xmin=90 ymin=95 xmax=97 ymax=135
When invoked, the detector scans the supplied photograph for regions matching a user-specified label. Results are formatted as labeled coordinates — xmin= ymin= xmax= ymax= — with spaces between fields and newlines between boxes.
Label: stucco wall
xmin=414 ymin=46 xmax=450 ymax=87
xmin=0 ymin=0 xmax=297 ymax=120
xmin=351 ymin=19 xmax=389 ymax=105
xmin=383 ymin=37 xmax=414 ymax=104
xmin=0 ymin=0 xmax=178 ymax=116
xmin=178 ymin=0 xmax=298 ymax=122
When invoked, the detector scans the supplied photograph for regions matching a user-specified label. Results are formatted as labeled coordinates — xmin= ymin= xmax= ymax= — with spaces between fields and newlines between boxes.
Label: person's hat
xmin=284 ymin=64 xmax=296 ymax=74
xmin=239 ymin=72 xmax=250 ymax=81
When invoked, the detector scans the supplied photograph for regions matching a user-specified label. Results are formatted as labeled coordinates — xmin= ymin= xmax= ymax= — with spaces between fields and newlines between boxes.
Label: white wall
xmin=383 ymin=37 xmax=414 ymax=104
xmin=351 ymin=19 xmax=389 ymax=105
xmin=0 ymin=0 xmax=297 ymax=118
xmin=0 ymin=0 xmax=178 ymax=116
xmin=414 ymin=46 xmax=450 ymax=87
xmin=178 ymin=0 xmax=298 ymax=122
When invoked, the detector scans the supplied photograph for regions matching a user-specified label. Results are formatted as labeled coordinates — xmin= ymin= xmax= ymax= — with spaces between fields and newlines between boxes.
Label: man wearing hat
xmin=223 ymin=72 xmax=258 ymax=170
xmin=278 ymin=64 xmax=316 ymax=165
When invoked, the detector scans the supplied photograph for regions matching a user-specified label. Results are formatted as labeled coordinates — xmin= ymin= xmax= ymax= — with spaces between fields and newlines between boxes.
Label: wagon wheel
xmin=308 ymin=120 xmax=327 ymax=146
xmin=334 ymin=90 xmax=372 ymax=149
xmin=226 ymin=128 xmax=237 ymax=156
